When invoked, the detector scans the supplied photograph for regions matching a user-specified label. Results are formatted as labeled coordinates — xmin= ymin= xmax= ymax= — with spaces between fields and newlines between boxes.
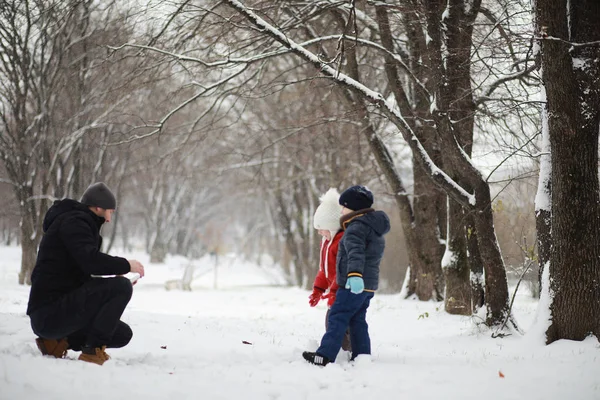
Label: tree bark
xmin=16 ymin=184 xmax=38 ymax=285
xmin=18 ymin=223 xmax=37 ymax=285
xmin=537 ymin=0 xmax=600 ymax=343
xmin=444 ymin=200 xmax=471 ymax=314
xmin=535 ymin=124 xmax=551 ymax=299
xmin=467 ymin=214 xmax=485 ymax=311
xmin=412 ymin=155 xmax=445 ymax=301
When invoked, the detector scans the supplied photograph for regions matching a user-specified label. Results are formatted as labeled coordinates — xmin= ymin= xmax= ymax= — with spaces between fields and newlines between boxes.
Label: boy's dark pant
xmin=325 ymin=308 xmax=351 ymax=352
xmin=317 ymin=288 xmax=374 ymax=361
xmin=29 ymin=277 xmax=133 ymax=350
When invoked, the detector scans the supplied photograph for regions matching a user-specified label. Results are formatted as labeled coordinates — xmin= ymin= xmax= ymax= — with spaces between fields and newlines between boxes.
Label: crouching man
xmin=26 ymin=182 xmax=145 ymax=365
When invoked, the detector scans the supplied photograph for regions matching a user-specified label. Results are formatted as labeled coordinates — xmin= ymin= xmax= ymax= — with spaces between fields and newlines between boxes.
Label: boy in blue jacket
xmin=303 ymin=185 xmax=390 ymax=366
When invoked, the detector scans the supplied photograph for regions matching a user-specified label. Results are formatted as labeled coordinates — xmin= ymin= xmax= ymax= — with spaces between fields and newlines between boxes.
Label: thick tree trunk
xmin=412 ymin=158 xmax=445 ymax=300
xmin=441 ymin=0 xmax=484 ymax=316
xmin=467 ymin=215 xmax=485 ymax=311
xmin=537 ymin=0 xmax=600 ymax=343
xmin=374 ymin=4 xmax=445 ymax=300
xmin=444 ymin=200 xmax=471 ymax=314
xmin=472 ymin=181 xmax=511 ymax=326
xmin=535 ymin=123 xmax=551 ymax=299
xmin=547 ymin=124 xmax=600 ymax=342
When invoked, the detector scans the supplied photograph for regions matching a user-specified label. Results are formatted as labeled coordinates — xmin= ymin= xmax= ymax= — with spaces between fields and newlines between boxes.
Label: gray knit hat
xmin=80 ymin=182 xmax=116 ymax=209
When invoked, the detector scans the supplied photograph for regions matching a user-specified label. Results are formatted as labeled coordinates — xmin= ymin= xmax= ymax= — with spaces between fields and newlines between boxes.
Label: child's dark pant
xmin=317 ymin=288 xmax=374 ymax=361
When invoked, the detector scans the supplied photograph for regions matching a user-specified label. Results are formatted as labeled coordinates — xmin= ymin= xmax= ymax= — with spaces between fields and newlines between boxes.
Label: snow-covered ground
xmin=0 ymin=245 xmax=598 ymax=400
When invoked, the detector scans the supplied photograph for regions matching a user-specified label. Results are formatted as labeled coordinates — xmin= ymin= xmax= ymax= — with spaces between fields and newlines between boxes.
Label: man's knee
xmin=111 ymin=321 xmax=133 ymax=348
xmin=108 ymin=276 xmax=133 ymax=299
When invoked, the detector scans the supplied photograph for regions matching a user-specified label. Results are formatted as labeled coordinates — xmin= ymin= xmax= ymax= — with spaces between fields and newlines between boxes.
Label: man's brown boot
xmin=35 ymin=337 xmax=69 ymax=359
xmin=78 ymin=346 xmax=110 ymax=366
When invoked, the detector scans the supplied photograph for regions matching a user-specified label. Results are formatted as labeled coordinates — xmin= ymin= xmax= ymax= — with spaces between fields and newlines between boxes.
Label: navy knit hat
xmin=339 ymin=185 xmax=373 ymax=211
xmin=80 ymin=182 xmax=117 ymax=210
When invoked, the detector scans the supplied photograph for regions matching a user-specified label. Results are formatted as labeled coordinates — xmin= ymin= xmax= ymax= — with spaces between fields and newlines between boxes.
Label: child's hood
xmin=355 ymin=210 xmax=390 ymax=236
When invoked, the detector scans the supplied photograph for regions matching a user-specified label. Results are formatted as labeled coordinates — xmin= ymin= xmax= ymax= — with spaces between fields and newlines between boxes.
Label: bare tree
xmin=0 ymin=0 xmax=100 ymax=283
xmin=0 ymin=0 xmax=151 ymax=283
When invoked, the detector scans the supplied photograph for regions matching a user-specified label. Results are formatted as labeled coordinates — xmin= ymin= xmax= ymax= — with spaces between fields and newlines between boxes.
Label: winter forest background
xmin=1 ymin=0 xmax=599 ymax=344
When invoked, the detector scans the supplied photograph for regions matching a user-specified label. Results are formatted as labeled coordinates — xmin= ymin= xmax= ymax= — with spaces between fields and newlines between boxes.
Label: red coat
xmin=312 ymin=231 xmax=343 ymax=301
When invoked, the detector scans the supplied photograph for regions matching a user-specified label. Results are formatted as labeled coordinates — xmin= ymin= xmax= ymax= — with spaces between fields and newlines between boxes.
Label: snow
xmin=525 ymin=261 xmax=552 ymax=343
xmin=572 ymin=57 xmax=589 ymax=71
xmin=441 ymin=246 xmax=457 ymax=269
xmin=1 ymin=245 xmax=599 ymax=400
xmin=534 ymin=84 xmax=551 ymax=213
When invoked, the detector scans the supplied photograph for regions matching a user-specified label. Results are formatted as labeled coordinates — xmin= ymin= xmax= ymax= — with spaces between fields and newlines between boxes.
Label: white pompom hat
xmin=313 ymin=188 xmax=342 ymax=231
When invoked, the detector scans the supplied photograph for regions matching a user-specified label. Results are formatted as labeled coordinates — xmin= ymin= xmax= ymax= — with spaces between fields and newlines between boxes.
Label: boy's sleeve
xmin=344 ymin=224 xmax=367 ymax=278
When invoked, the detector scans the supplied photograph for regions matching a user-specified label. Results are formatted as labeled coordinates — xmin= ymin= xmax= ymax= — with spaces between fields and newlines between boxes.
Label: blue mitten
xmin=345 ymin=276 xmax=364 ymax=294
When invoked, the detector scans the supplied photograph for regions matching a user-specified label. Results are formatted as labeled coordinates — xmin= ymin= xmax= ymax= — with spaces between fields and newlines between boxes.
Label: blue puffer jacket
xmin=336 ymin=209 xmax=391 ymax=291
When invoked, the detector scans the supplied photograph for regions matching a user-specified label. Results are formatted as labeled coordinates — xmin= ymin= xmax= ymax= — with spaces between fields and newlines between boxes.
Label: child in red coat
xmin=308 ymin=188 xmax=351 ymax=352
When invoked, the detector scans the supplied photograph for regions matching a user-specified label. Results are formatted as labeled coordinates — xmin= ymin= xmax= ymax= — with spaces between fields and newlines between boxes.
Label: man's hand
xmin=128 ymin=259 xmax=145 ymax=278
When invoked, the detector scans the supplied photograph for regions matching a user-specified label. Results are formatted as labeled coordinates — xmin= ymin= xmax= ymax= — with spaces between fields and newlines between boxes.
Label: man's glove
xmin=308 ymin=288 xmax=325 ymax=307
xmin=345 ymin=276 xmax=364 ymax=294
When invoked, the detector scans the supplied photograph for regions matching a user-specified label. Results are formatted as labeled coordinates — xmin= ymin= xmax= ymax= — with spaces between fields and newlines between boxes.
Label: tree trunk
xmin=444 ymin=200 xmax=472 ymax=314
xmin=467 ymin=214 xmax=485 ymax=311
xmin=150 ymin=234 xmax=168 ymax=263
xmin=18 ymin=222 xmax=37 ymax=285
xmin=535 ymin=114 xmax=551 ymax=299
xmin=412 ymin=156 xmax=445 ymax=301
xmin=17 ymin=184 xmax=38 ymax=285
xmin=472 ymin=181 xmax=511 ymax=326
xmin=373 ymin=3 xmax=445 ymax=300
xmin=274 ymin=191 xmax=306 ymax=287
xmin=537 ymin=0 xmax=600 ymax=343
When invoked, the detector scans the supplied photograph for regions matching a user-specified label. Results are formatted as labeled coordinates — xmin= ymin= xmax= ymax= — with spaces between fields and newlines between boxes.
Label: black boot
xmin=302 ymin=351 xmax=331 ymax=366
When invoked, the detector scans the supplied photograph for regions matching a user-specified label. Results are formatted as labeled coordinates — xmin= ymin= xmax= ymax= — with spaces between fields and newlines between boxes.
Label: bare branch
xmin=222 ymin=0 xmax=476 ymax=208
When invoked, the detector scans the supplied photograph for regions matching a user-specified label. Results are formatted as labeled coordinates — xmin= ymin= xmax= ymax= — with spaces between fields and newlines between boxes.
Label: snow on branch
xmin=536 ymin=35 xmax=600 ymax=48
xmin=223 ymin=0 xmax=476 ymax=207
xmin=111 ymin=35 xmax=427 ymax=96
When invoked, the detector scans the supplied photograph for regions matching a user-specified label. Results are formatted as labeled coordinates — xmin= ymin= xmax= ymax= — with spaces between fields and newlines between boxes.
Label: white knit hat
xmin=313 ymin=188 xmax=342 ymax=231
